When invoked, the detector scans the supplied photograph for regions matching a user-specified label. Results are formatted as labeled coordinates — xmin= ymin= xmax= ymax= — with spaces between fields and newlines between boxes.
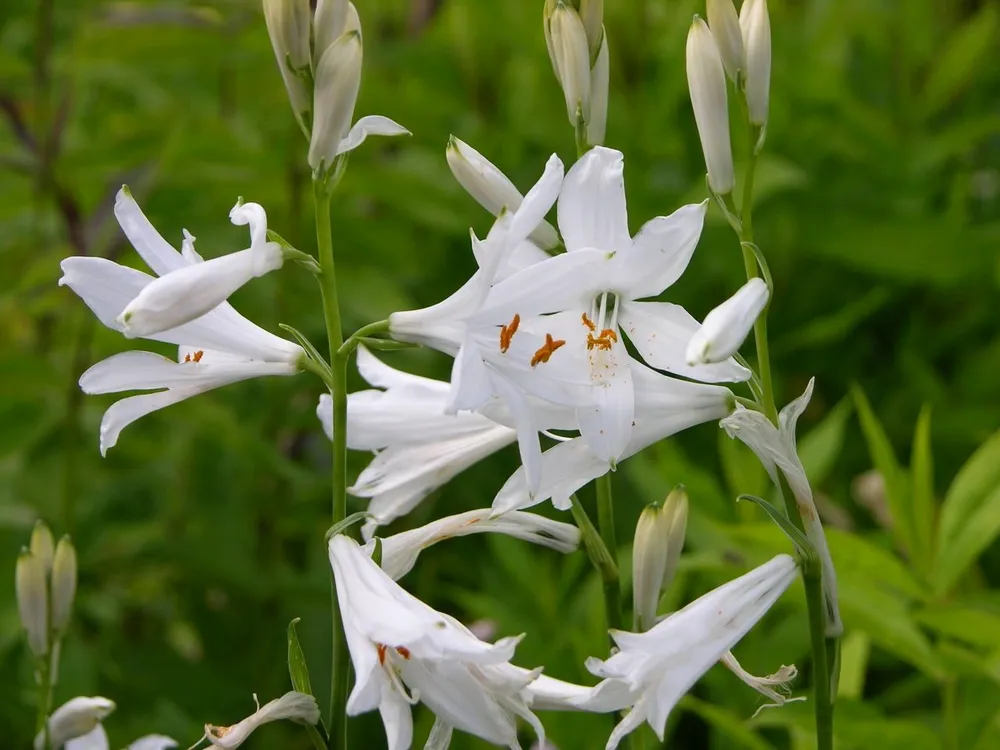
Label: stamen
xmin=581 ymin=312 xmax=596 ymax=332
xmin=377 ymin=643 xmax=388 ymax=665
xmin=395 ymin=646 xmax=412 ymax=660
xmin=597 ymin=292 xmax=608 ymax=330
xmin=600 ymin=328 xmax=618 ymax=343
xmin=184 ymin=349 xmax=205 ymax=364
xmin=530 ymin=333 xmax=566 ymax=366
xmin=499 ymin=313 xmax=520 ymax=353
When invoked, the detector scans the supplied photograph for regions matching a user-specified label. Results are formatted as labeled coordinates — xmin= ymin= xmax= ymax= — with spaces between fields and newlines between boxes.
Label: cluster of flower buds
xmin=543 ymin=0 xmax=609 ymax=147
xmin=686 ymin=0 xmax=771 ymax=195
xmin=632 ymin=486 xmax=689 ymax=632
xmin=16 ymin=521 xmax=76 ymax=662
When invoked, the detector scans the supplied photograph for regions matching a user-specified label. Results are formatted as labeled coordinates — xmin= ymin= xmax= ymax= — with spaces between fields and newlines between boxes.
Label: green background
xmin=3 ymin=0 xmax=1000 ymax=747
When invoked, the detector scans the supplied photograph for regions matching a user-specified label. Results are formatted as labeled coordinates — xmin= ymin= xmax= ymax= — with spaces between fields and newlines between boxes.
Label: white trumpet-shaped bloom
xmin=117 ymin=200 xmax=283 ymax=338
xmin=205 ymin=692 xmax=320 ymax=748
xmin=686 ymin=277 xmax=769 ymax=366
xmin=318 ymin=346 xmax=517 ymax=538
xmin=60 ymin=189 xmax=303 ymax=454
xmin=370 ymin=508 xmax=580 ymax=580
xmin=580 ymin=555 xmax=798 ymax=750
xmin=330 ymin=535 xmax=548 ymax=750
xmin=37 ymin=697 xmax=116 ymax=750
xmin=721 ymin=379 xmax=843 ymax=635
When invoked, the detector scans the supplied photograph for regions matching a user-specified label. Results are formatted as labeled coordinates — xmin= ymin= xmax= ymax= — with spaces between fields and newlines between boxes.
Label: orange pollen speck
xmin=499 ymin=313 xmax=520 ymax=353
xmin=581 ymin=312 xmax=596 ymax=332
xmin=377 ymin=643 xmax=388 ymax=665
xmin=396 ymin=646 xmax=412 ymax=660
xmin=587 ymin=328 xmax=618 ymax=351
xmin=531 ymin=333 xmax=566 ymax=367
xmin=184 ymin=350 xmax=205 ymax=363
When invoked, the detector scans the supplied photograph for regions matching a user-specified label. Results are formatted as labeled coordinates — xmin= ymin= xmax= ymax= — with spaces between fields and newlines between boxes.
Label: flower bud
xmin=262 ymin=0 xmax=312 ymax=127
xmin=579 ymin=0 xmax=604 ymax=59
xmin=37 ymin=696 xmax=116 ymax=750
xmin=686 ymin=277 xmax=768 ymax=366
xmin=308 ymin=31 xmax=363 ymax=170
xmin=706 ymin=0 xmax=745 ymax=83
xmin=686 ymin=16 xmax=734 ymax=194
xmin=16 ymin=549 xmax=48 ymax=657
xmin=51 ymin=536 xmax=78 ymax=634
xmin=313 ymin=0 xmax=349 ymax=62
xmin=632 ymin=486 xmax=688 ymax=632
xmin=549 ymin=2 xmax=592 ymax=127
xmin=30 ymin=520 xmax=54 ymax=574
xmin=740 ymin=0 xmax=771 ymax=126
xmin=587 ymin=33 xmax=609 ymax=147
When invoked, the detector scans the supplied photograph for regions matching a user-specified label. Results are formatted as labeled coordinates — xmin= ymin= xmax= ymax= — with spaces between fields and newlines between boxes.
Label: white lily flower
xmin=204 ymin=692 xmax=320 ymax=748
xmin=719 ymin=652 xmax=803 ymax=716
xmin=59 ymin=189 xmax=303 ymax=455
xmin=37 ymin=697 xmax=116 ymax=750
xmin=369 ymin=508 xmax=580 ymax=580
xmin=117 ymin=200 xmax=283 ymax=338
xmin=721 ymin=379 xmax=843 ymax=635
xmin=446 ymin=136 xmax=559 ymax=249
xmin=492 ymin=355 xmax=734 ymax=515
xmin=330 ymin=534 xmax=548 ymax=750
xmin=580 ymin=555 xmax=798 ymax=749
xmin=686 ymin=277 xmax=769 ymax=366
xmin=318 ymin=346 xmax=517 ymax=537
xmin=686 ymin=17 xmax=734 ymax=195
xmin=740 ymin=0 xmax=772 ymax=126
xmin=470 ymin=147 xmax=748 ymax=468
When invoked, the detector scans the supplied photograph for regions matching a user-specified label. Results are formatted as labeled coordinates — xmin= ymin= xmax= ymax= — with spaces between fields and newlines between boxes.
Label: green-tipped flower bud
xmin=579 ymin=0 xmax=604 ymax=60
xmin=308 ymin=30 xmax=363 ymax=170
xmin=16 ymin=549 xmax=48 ymax=657
xmin=30 ymin=520 xmax=54 ymax=575
xmin=740 ymin=0 xmax=771 ymax=126
xmin=706 ymin=0 xmax=745 ymax=83
xmin=548 ymin=2 xmax=592 ymax=128
xmin=632 ymin=487 xmax=688 ymax=632
xmin=51 ymin=536 xmax=78 ymax=635
xmin=686 ymin=16 xmax=734 ymax=194
xmin=262 ymin=0 xmax=312 ymax=129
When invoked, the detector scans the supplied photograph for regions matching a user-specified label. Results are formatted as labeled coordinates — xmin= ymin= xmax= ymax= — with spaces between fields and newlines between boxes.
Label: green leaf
xmin=837 ymin=631 xmax=871 ymax=701
xmin=737 ymin=494 xmax=815 ymax=568
xmin=915 ymin=605 xmax=1000 ymax=650
xmin=909 ymin=405 xmax=936 ymax=578
xmin=798 ymin=396 xmax=853 ymax=488
xmin=287 ymin=617 xmax=313 ymax=695
xmin=826 ymin=528 xmax=925 ymax=601
xmin=920 ymin=5 xmax=999 ymax=119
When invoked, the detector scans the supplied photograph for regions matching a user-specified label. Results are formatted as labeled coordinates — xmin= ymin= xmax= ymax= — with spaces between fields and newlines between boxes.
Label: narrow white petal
xmin=557 ymin=146 xmax=630 ymax=253
xmin=613 ymin=203 xmax=707 ymax=300
xmin=423 ymin=718 xmax=453 ymax=750
xmin=447 ymin=340 xmax=497 ymax=414
xmin=113 ymin=188 xmax=186 ymax=276
xmin=337 ymin=115 xmax=411 ymax=155
xmin=99 ymin=388 xmax=206 ymax=455
xmin=507 ymin=153 xmax=564 ymax=249
xmin=492 ymin=438 xmax=607 ymax=514
xmin=685 ymin=278 xmax=768 ymax=366
xmin=127 ymin=736 xmax=178 ymax=750
xmin=59 ymin=257 xmax=153 ymax=331
xmin=378 ymin=683 xmax=414 ymax=750
xmin=575 ymin=337 xmax=633 ymax=465
xmin=355 ymin=345 xmax=448 ymax=395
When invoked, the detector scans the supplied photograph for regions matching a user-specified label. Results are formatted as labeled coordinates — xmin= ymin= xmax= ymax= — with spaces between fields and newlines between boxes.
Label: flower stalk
xmin=595 ymin=472 xmax=622 ymax=635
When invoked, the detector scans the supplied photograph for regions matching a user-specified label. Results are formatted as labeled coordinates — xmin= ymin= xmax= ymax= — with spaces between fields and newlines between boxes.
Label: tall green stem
xmin=595 ymin=473 xmax=622 ymax=634
xmin=313 ymin=179 xmax=349 ymax=749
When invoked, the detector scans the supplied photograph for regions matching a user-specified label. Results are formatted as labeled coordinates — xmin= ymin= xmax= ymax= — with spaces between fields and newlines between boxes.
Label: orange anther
xmin=377 ymin=643 xmax=388 ymax=665
xmin=184 ymin=350 xmax=205 ymax=363
xmin=586 ymin=328 xmax=618 ymax=351
xmin=531 ymin=333 xmax=566 ymax=367
xmin=395 ymin=646 xmax=412 ymax=660
xmin=581 ymin=312 xmax=596 ymax=332
xmin=600 ymin=328 xmax=618 ymax=343
xmin=499 ymin=313 xmax=520 ymax=353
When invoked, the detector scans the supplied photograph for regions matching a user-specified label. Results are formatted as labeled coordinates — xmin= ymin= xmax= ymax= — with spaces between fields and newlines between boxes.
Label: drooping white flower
xmin=36 ymin=697 xmax=116 ymax=750
xmin=59 ymin=189 xmax=304 ymax=455
xmin=370 ymin=508 xmax=580 ymax=580
xmin=740 ymin=0 xmax=772 ymax=126
xmin=117 ymin=200 xmax=284 ymax=338
xmin=686 ymin=17 xmax=734 ymax=195
xmin=579 ymin=555 xmax=798 ymax=750
xmin=204 ymin=692 xmax=320 ymax=748
xmin=721 ymin=379 xmax=842 ymax=636
xmin=471 ymin=147 xmax=748 ymax=468
xmin=719 ymin=652 xmax=803 ymax=716
xmin=329 ymin=534 xmax=547 ymax=750
xmin=686 ymin=277 xmax=769 ymax=366
xmin=492 ymin=356 xmax=734 ymax=514
xmin=318 ymin=346 xmax=518 ymax=538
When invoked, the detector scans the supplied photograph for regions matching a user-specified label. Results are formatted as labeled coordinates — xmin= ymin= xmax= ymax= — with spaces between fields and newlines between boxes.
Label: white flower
xmin=16 ymin=548 xmax=47 ymax=657
xmin=330 ymin=534 xmax=547 ymax=750
xmin=686 ymin=17 xmax=734 ymax=194
xmin=446 ymin=136 xmax=559 ymax=249
xmin=59 ymin=189 xmax=304 ymax=455
xmin=117 ymin=200 xmax=284 ymax=338
xmin=205 ymin=692 xmax=320 ymax=748
xmin=580 ymin=555 xmax=798 ymax=749
xmin=706 ymin=0 xmax=745 ymax=82
xmin=370 ymin=508 xmax=580 ymax=580
xmin=318 ymin=346 xmax=517 ymax=537
xmin=740 ymin=0 xmax=772 ymax=126
xmin=491 ymin=354 xmax=734 ymax=515
xmin=721 ymin=379 xmax=843 ymax=635
xmin=686 ymin=277 xmax=769 ymax=366
xmin=36 ymin=697 xmax=116 ymax=750
xmin=471 ymin=147 xmax=747 ymax=468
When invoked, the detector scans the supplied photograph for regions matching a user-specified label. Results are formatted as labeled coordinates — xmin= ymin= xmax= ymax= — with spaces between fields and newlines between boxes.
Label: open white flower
xmin=330 ymin=534 xmax=547 ymax=750
xmin=59 ymin=189 xmax=303 ymax=454
xmin=117 ymin=198 xmax=284 ymax=338
xmin=471 ymin=147 xmax=748 ymax=467
xmin=204 ymin=692 xmax=320 ymax=748
xmin=36 ymin=697 xmax=116 ymax=750
xmin=580 ymin=555 xmax=798 ymax=750
xmin=370 ymin=508 xmax=580 ymax=580
xmin=721 ymin=379 xmax=842 ymax=635
xmin=492 ymin=357 xmax=734 ymax=514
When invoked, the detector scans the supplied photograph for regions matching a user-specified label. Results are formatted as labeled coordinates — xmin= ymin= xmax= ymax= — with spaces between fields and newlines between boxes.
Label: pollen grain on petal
xmin=499 ymin=313 xmax=521 ymax=353
xmin=531 ymin=333 xmax=566 ymax=367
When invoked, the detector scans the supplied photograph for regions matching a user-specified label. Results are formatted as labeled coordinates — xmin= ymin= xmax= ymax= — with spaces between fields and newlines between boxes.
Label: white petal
xmin=113 ymin=188 xmax=186 ymax=276
xmin=492 ymin=438 xmax=607 ymax=514
xmin=507 ymin=153 xmax=564 ymax=249
xmin=685 ymin=278 xmax=768 ymax=366
xmin=98 ymin=388 xmax=206 ymax=455
xmin=619 ymin=301 xmax=750 ymax=382
xmin=337 ymin=115 xmax=411 ymax=155
xmin=612 ymin=203 xmax=707 ymax=300
xmin=389 ymin=270 xmax=487 ymax=354
xmin=127 ymin=736 xmax=178 ymax=750
xmin=181 ymin=229 xmax=203 ymax=263
xmin=355 ymin=345 xmax=448 ymax=395
xmin=65 ymin=724 xmax=109 ymax=750
xmin=60 ymin=256 xmax=152 ymax=331
xmin=378 ymin=682 xmax=413 ymax=750
xmin=604 ymin=697 xmax=649 ymax=750
xmin=447 ymin=340 xmax=497 ymax=414
xmin=423 ymin=718 xmax=453 ymax=750
xmin=489 ymin=371 xmax=544 ymax=496
xmin=575 ymin=337 xmax=634 ymax=465
xmin=557 ymin=146 xmax=630 ymax=253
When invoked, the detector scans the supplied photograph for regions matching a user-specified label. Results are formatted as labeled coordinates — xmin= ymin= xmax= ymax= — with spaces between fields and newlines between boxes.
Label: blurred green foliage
xmin=2 ymin=0 xmax=1000 ymax=748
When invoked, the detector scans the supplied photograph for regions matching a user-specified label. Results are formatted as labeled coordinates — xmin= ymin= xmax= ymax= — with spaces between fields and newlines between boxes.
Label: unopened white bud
xmin=308 ymin=31 xmax=363 ymax=170
xmin=632 ymin=486 xmax=688 ymax=632
xmin=686 ymin=277 xmax=768 ymax=366
xmin=205 ymin=691 xmax=320 ymax=748
xmin=587 ymin=33 xmax=609 ymax=147
xmin=579 ymin=0 xmax=604 ymax=59
xmin=706 ymin=0 xmax=745 ymax=82
xmin=686 ymin=16 xmax=734 ymax=194
xmin=549 ymin=2 xmax=592 ymax=127
xmin=313 ymin=0 xmax=349 ymax=62
xmin=16 ymin=549 xmax=48 ymax=657
xmin=30 ymin=520 xmax=54 ymax=574
xmin=740 ymin=0 xmax=771 ymax=126
xmin=51 ymin=536 xmax=77 ymax=634
xmin=37 ymin=696 xmax=116 ymax=750
xmin=262 ymin=0 xmax=312 ymax=126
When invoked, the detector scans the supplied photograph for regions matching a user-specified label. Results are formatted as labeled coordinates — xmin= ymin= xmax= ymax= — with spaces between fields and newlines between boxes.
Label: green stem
xmin=595 ymin=473 xmax=622 ymax=635
xmin=574 ymin=112 xmax=589 ymax=159
xmin=337 ymin=319 xmax=390 ymax=358
xmin=942 ymin=678 xmax=958 ymax=750
xmin=313 ymin=179 xmax=349 ymax=750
